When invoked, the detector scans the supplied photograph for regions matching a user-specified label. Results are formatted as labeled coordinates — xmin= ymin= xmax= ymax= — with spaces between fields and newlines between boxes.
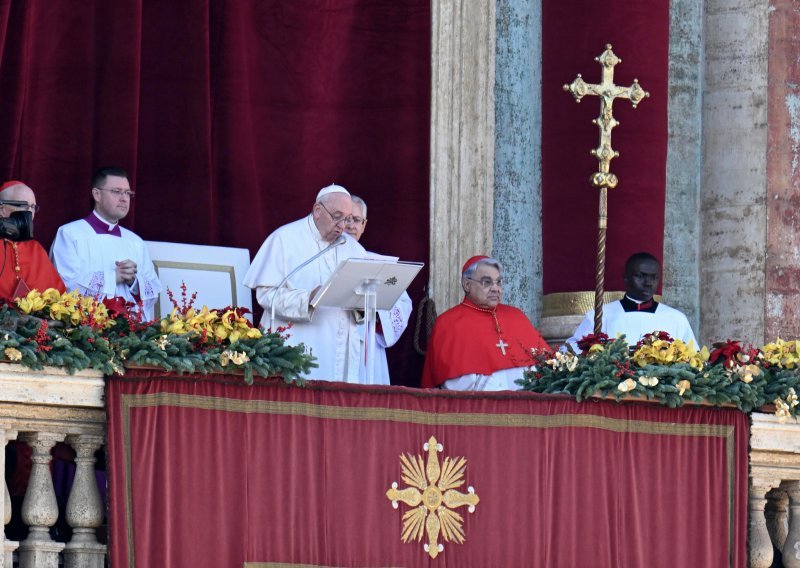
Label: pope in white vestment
xmin=244 ymin=185 xmax=370 ymax=383
xmin=50 ymin=168 xmax=162 ymax=320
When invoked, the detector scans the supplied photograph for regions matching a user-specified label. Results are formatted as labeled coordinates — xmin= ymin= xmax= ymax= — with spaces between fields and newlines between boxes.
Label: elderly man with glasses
xmin=0 ymin=180 xmax=65 ymax=300
xmin=244 ymin=184 xmax=371 ymax=383
xmin=50 ymin=166 xmax=161 ymax=319
xmin=421 ymin=255 xmax=550 ymax=390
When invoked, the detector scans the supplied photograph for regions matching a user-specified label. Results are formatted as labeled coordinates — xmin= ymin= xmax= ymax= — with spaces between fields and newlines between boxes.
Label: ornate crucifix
xmin=563 ymin=44 xmax=649 ymax=334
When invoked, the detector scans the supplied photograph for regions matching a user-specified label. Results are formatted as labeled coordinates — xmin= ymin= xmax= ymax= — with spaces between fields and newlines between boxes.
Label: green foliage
xmin=518 ymin=336 xmax=799 ymax=416
xmin=0 ymin=305 xmax=315 ymax=384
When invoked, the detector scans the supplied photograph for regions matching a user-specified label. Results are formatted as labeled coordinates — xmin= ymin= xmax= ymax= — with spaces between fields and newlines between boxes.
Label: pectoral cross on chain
xmin=563 ymin=44 xmax=649 ymax=335
xmin=496 ymin=339 xmax=508 ymax=356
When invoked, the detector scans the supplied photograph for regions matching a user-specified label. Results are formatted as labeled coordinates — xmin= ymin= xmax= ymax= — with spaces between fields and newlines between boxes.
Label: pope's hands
xmin=115 ymin=259 xmax=138 ymax=286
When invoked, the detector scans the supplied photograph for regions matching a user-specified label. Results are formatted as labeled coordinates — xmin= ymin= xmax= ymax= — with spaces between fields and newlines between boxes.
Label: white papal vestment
xmin=244 ymin=215 xmax=369 ymax=383
xmin=357 ymin=291 xmax=412 ymax=385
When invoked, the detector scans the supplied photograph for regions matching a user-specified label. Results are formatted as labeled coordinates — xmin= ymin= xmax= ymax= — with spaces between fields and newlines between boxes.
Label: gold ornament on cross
xmin=563 ymin=44 xmax=649 ymax=334
xmin=386 ymin=436 xmax=480 ymax=559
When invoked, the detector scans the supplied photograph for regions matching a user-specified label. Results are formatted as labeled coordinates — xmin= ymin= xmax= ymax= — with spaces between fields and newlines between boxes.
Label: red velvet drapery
xmin=541 ymin=0 xmax=669 ymax=294
xmin=0 ymin=1 xmax=430 ymax=385
xmin=107 ymin=372 xmax=749 ymax=567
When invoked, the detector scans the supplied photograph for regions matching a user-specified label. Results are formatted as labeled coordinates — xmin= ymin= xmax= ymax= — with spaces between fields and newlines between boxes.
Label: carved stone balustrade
xmin=1 ymin=362 xmax=800 ymax=567
xmin=751 ymin=412 xmax=800 ymax=567
xmin=0 ymin=363 xmax=105 ymax=568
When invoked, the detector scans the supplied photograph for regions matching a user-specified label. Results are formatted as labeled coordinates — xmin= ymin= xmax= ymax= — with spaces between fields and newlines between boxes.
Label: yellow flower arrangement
xmin=16 ymin=289 xmax=113 ymax=329
xmin=761 ymin=338 xmax=800 ymax=369
xmin=160 ymin=306 xmax=261 ymax=344
xmin=631 ymin=338 xmax=709 ymax=371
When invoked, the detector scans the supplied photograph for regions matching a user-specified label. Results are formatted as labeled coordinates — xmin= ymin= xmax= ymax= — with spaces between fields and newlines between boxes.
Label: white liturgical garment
xmin=243 ymin=215 xmax=368 ymax=383
xmin=50 ymin=212 xmax=162 ymax=320
xmin=440 ymin=366 xmax=529 ymax=391
xmin=565 ymin=298 xmax=698 ymax=352
xmin=356 ymin=290 xmax=412 ymax=385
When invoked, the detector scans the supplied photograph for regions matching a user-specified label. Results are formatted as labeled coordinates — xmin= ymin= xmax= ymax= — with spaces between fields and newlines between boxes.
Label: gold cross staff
xmin=563 ymin=44 xmax=649 ymax=334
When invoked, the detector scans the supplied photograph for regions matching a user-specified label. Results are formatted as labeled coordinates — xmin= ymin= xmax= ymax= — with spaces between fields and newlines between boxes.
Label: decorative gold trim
xmin=386 ymin=436 xmax=479 ymax=559
xmin=151 ymin=260 xmax=238 ymax=319
xmin=244 ymin=564 xmax=403 ymax=568
xmin=542 ymin=291 xmax=663 ymax=318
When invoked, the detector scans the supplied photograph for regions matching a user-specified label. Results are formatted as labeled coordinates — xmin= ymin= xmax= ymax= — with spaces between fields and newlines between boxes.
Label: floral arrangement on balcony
xmin=518 ymin=332 xmax=800 ymax=420
xmin=0 ymin=287 xmax=315 ymax=385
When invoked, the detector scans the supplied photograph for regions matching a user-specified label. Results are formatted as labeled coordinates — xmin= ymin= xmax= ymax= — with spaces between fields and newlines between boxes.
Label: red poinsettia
xmin=708 ymin=339 xmax=761 ymax=368
xmin=576 ymin=332 xmax=612 ymax=354
xmin=636 ymin=331 xmax=674 ymax=347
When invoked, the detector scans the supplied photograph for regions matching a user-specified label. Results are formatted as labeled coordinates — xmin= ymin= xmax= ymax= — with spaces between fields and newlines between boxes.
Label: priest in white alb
xmin=565 ymin=252 xmax=698 ymax=351
xmin=244 ymin=184 xmax=369 ymax=383
xmin=50 ymin=167 xmax=162 ymax=319
xmin=345 ymin=195 xmax=412 ymax=384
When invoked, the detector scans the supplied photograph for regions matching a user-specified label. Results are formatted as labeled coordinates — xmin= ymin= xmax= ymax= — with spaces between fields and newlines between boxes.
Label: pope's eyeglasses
xmin=318 ymin=202 xmax=352 ymax=226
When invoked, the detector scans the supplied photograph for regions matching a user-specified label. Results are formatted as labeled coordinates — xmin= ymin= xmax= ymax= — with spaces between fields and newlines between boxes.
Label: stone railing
xmin=1 ymin=364 xmax=799 ymax=567
xmin=0 ymin=363 xmax=106 ymax=568
xmin=750 ymin=412 xmax=800 ymax=567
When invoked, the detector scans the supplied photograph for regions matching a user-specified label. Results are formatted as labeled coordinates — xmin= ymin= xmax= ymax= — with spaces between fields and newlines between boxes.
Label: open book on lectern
xmin=309 ymin=257 xmax=423 ymax=310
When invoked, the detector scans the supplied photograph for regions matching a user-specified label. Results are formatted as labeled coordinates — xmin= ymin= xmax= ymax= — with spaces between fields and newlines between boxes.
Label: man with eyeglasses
xmin=50 ymin=166 xmax=162 ymax=319
xmin=344 ymin=195 xmax=412 ymax=384
xmin=0 ymin=180 xmax=65 ymax=300
xmin=244 ymin=184 xmax=371 ymax=383
xmin=564 ymin=252 xmax=697 ymax=352
xmin=421 ymin=255 xmax=550 ymax=390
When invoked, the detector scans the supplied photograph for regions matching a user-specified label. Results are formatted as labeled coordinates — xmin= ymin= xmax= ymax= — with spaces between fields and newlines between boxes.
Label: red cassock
xmin=420 ymin=299 xmax=551 ymax=388
xmin=0 ymin=240 xmax=66 ymax=301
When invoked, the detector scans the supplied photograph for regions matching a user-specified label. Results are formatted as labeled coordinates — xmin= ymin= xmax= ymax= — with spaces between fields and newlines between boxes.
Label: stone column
xmin=429 ymin=0 xmax=496 ymax=312
xmin=750 ymin=479 xmax=778 ymax=568
xmin=63 ymin=434 xmax=106 ymax=568
xmin=662 ymin=0 xmax=703 ymax=333
xmin=782 ymin=481 xmax=800 ymax=568
xmin=18 ymin=432 xmax=66 ymax=568
xmin=700 ymin=0 xmax=769 ymax=345
xmin=493 ymin=0 xmax=542 ymax=324
xmin=1 ymin=428 xmax=18 ymax=568
xmin=765 ymin=0 xmax=800 ymax=340
xmin=766 ymin=488 xmax=789 ymax=553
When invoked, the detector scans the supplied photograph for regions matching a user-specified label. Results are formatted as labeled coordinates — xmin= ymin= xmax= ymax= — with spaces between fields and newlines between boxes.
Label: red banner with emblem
xmin=107 ymin=371 xmax=748 ymax=567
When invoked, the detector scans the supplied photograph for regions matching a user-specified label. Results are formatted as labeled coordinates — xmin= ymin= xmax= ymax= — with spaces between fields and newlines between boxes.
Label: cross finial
xmin=563 ymin=44 xmax=649 ymax=189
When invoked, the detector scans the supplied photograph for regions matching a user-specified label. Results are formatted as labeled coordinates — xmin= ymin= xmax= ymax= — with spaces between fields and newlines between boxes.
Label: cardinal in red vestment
xmin=0 ymin=181 xmax=66 ymax=301
xmin=421 ymin=255 xmax=550 ymax=390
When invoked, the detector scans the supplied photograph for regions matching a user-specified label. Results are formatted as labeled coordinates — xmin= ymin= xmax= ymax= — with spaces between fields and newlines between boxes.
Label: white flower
xmin=638 ymin=376 xmax=659 ymax=387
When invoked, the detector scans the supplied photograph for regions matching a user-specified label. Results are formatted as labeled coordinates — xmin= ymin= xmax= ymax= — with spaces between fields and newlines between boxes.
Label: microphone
xmin=269 ymin=235 xmax=347 ymax=330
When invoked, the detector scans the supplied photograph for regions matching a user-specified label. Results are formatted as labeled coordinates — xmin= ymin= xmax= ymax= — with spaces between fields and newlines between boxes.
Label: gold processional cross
xmin=563 ymin=44 xmax=649 ymax=334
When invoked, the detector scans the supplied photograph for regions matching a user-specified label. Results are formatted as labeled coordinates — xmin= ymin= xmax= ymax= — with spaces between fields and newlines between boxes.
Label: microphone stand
xmin=269 ymin=235 xmax=346 ymax=331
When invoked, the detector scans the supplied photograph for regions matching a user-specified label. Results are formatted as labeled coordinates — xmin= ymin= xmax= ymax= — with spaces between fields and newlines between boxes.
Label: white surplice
xmin=49 ymin=212 xmax=162 ymax=320
xmin=565 ymin=299 xmax=698 ymax=352
xmin=357 ymin=290 xmax=412 ymax=385
xmin=440 ymin=367 xmax=528 ymax=391
xmin=243 ymin=215 xmax=368 ymax=383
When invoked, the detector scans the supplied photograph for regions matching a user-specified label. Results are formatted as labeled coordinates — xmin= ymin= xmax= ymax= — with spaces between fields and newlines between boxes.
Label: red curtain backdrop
xmin=0 ymin=1 xmax=430 ymax=385
xmin=541 ymin=0 xmax=669 ymax=294
xmin=107 ymin=372 xmax=749 ymax=567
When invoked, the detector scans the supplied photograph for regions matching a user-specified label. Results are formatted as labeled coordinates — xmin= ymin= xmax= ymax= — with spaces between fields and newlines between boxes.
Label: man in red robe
xmin=421 ymin=255 xmax=550 ymax=390
xmin=0 ymin=180 xmax=66 ymax=300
